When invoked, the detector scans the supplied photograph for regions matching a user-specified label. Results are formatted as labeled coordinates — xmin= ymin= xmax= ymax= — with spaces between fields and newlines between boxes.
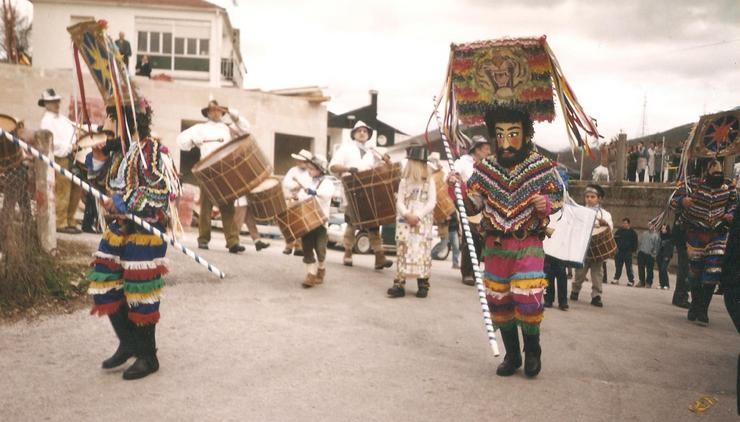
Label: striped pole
xmin=0 ymin=129 xmax=226 ymax=279
xmin=432 ymin=99 xmax=500 ymax=357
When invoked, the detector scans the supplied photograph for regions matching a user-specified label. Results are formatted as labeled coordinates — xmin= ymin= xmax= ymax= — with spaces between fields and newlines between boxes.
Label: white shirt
xmin=589 ymin=205 xmax=613 ymax=231
xmin=40 ymin=111 xmax=77 ymax=157
xmin=592 ymin=165 xmax=610 ymax=182
xmin=297 ymin=175 xmax=335 ymax=224
xmin=397 ymin=177 xmax=437 ymax=218
xmin=329 ymin=141 xmax=383 ymax=177
xmin=282 ymin=165 xmax=311 ymax=198
xmin=453 ymin=154 xmax=476 ymax=183
xmin=176 ymin=108 xmax=251 ymax=159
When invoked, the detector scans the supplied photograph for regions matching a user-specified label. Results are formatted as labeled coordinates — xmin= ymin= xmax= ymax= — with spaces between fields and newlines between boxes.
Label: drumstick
xmin=432 ymin=97 xmax=500 ymax=357
xmin=201 ymin=138 xmax=224 ymax=144
xmin=0 ymin=129 xmax=227 ymax=279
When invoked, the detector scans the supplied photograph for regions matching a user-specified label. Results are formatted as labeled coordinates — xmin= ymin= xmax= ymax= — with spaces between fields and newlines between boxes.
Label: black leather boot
xmin=387 ymin=280 xmax=405 ymax=298
xmin=688 ymin=285 xmax=702 ymax=322
xmin=696 ymin=284 xmax=716 ymax=326
xmin=416 ymin=278 xmax=429 ymax=298
xmin=496 ymin=328 xmax=522 ymax=376
xmin=102 ymin=304 xmax=135 ymax=369
xmin=523 ymin=333 xmax=542 ymax=378
xmin=123 ymin=324 xmax=159 ymax=380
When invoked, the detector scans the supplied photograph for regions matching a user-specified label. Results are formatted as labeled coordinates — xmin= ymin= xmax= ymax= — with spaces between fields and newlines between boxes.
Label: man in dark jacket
xmin=612 ymin=217 xmax=638 ymax=286
xmin=114 ymin=32 xmax=132 ymax=69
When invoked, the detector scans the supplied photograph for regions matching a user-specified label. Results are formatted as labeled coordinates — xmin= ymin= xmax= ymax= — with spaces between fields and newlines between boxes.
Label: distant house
xmin=327 ymin=90 xmax=408 ymax=157
xmin=31 ymin=0 xmax=247 ymax=88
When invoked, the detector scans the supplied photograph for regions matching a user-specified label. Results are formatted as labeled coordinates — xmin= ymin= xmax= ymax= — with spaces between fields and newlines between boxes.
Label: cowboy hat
xmin=350 ymin=120 xmax=374 ymax=140
xmin=407 ymin=145 xmax=429 ymax=162
xmin=38 ymin=88 xmax=62 ymax=107
xmin=290 ymin=149 xmax=313 ymax=162
xmin=468 ymin=135 xmax=490 ymax=154
xmin=307 ymin=154 xmax=328 ymax=174
xmin=201 ymin=100 xmax=227 ymax=118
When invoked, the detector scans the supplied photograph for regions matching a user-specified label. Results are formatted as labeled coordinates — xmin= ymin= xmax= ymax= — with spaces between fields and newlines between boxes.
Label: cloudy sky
xmin=209 ymin=0 xmax=739 ymax=151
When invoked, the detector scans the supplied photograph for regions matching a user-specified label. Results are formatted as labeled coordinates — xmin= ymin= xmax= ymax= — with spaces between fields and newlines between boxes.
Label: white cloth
xmin=647 ymin=147 xmax=655 ymax=174
xmin=452 ymin=154 xmax=476 ymax=183
xmin=591 ymin=165 xmax=610 ymax=182
xmin=282 ymin=166 xmax=311 ymax=198
xmin=396 ymin=178 xmax=436 ymax=219
xmin=328 ymin=140 xmax=382 ymax=177
xmin=297 ymin=175 xmax=335 ymax=224
xmin=40 ymin=111 xmax=77 ymax=157
xmin=176 ymin=108 xmax=251 ymax=158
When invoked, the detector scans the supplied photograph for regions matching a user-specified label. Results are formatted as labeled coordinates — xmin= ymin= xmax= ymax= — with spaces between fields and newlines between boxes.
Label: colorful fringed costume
xmin=88 ymin=138 xmax=172 ymax=325
xmin=670 ymin=175 xmax=737 ymax=286
xmin=464 ymin=150 xmax=562 ymax=334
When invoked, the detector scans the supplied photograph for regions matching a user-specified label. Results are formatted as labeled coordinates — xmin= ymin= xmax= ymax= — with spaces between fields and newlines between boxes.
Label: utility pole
xmin=640 ymin=95 xmax=648 ymax=137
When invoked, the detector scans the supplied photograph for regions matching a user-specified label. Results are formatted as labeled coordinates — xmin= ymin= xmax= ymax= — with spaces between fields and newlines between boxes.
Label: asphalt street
xmin=0 ymin=231 xmax=737 ymax=421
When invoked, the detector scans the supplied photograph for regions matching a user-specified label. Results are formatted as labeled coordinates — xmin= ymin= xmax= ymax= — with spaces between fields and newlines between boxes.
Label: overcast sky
xmin=209 ymin=0 xmax=739 ymax=151
xmin=15 ymin=0 xmax=738 ymax=151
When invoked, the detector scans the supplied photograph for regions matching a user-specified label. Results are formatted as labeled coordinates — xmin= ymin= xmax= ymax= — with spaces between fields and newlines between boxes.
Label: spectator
xmin=612 ymin=218 xmax=638 ymax=285
xmin=657 ymin=224 xmax=674 ymax=290
xmin=637 ymin=226 xmax=660 ymax=288
xmin=627 ymin=145 xmax=638 ymax=182
xmin=136 ymin=55 xmax=152 ymax=78
xmin=647 ymin=142 xmax=656 ymax=182
xmin=448 ymin=214 xmax=461 ymax=269
xmin=114 ymin=32 xmax=132 ymax=68
xmin=592 ymin=163 xmax=610 ymax=182
xmin=636 ymin=142 xmax=648 ymax=182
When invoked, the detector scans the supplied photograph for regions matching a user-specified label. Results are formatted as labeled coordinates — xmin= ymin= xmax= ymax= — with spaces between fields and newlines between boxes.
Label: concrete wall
xmin=568 ymin=181 xmax=676 ymax=230
xmin=31 ymin=0 xmax=244 ymax=87
xmin=0 ymin=64 xmax=327 ymax=169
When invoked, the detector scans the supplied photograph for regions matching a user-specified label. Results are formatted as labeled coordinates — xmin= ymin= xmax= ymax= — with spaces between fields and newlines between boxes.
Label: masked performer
xmin=671 ymin=158 xmax=737 ymax=326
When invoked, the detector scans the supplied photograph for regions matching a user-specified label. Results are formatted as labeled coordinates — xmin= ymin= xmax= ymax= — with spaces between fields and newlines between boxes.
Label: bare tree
xmin=1 ymin=0 xmax=31 ymax=64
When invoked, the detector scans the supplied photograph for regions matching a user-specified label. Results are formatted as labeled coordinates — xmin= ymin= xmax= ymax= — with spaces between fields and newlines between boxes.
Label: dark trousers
xmin=637 ymin=251 xmax=655 ymax=286
xmin=460 ymin=228 xmax=483 ymax=280
xmin=544 ymin=256 xmax=568 ymax=305
xmin=614 ymin=250 xmax=635 ymax=282
xmin=301 ymin=226 xmax=327 ymax=264
xmin=673 ymin=236 xmax=690 ymax=304
xmin=657 ymin=255 xmax=671 ymax=288
xmin=81 ymin=192 xmax=97 ymax=231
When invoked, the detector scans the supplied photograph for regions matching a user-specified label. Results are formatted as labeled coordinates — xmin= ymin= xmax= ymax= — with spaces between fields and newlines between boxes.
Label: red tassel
xmin=123 ymin=265 xmax=169 ymax=281
xmin=129 ymin=311 xmax=160 ymax=326
xmin=90 ymin=300 xmax=122 ymax=316
xmin=92 ymin=257 xmax=123 ymax=271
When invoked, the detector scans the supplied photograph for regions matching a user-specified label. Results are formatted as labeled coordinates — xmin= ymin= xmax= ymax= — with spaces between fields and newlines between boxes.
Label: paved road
xmin=1 ymin=231 xmax=737 ymax=421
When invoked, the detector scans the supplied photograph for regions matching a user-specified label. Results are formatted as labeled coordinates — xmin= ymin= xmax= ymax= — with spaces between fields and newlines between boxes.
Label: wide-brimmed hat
xmin=407 ymin=145 xmax=429 ymax=162
xmin=290 ymin=149 xmax=313 ymax=162
xmin=307 ymin=154 xmax=328 ymax=174
xmin=201 ymin=100 xmax=227 ymax=118
xmin=468 ymin=135 xmax=490 ymax=154
xmin=38 ymin=88 xmax=62 ymax=107
xmin=350 ymin=120 xmax=374 ymax=140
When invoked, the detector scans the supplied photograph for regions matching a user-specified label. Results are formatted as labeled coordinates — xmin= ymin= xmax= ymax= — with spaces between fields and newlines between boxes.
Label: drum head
xmin=77 ymin=132 xmax=107 ymax=149
xmin=0 ymin=114 xmax=18 ymax=132
xmin=250 ymin=177 xmax=279 ymax=193
xmin=75 ymin=147 xmax=91 ymax=164
xmin=196 ymin=138 xmax=243 ymax=169
xmin=591 ymin=226 xmax=608 ymax=236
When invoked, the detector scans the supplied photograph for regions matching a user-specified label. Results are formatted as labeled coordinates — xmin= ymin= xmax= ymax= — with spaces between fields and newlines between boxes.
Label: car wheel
xmin=354 ymin=232 xmax=372 ymax=254
xmin=431 ymin=240 xmax=450 ymax=260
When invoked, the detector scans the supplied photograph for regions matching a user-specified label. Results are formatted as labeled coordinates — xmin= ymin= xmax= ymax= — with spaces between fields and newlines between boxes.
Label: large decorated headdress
xmin=436 ymin=36 xmax=600 ymax=157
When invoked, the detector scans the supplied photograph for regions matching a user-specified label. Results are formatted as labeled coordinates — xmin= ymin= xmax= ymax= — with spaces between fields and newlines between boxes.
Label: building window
xmin=135 ymin=18 xmax=211 ymax=73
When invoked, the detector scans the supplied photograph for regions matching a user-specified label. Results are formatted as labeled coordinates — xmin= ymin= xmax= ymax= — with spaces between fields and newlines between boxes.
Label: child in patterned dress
xmin=387 ymin=145 xmax=437 ymax=298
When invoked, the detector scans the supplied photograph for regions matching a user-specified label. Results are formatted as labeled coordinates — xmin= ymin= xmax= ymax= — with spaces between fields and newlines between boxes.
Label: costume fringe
xmin=126 ymin=290 xmax=162 ymax=306
xmin=510 ymin=278 xmax=548 ymax=290
xmin=90 ymin=300 xmax=122 ymax=316
xmin=125 ymin=233 xmax=164 ymax=247
xmin=519 ymin=321 xmax=541 ymax=335
xmin=88 ymin=270 xmax=122 ymax=282
xmin=129 ymin=310 xmax=160 ymax=326
xmin=123 ymin=277 xmax=164 ymax=293
xmin=88 ymin=281 xmax=122 ymax=294
xmin=102 ymin=230 xmax=126 ymax=247
xmin=93 ymin=251 xmax=121 ymax=263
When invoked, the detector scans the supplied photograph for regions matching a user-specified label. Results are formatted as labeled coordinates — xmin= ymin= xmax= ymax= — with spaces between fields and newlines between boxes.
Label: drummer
xmin=570 ymin=184 xmax=613 ymax=308
xmin=177 ymin=100 xmax=251 ymax=253
xmin=448 ymin=136 xmax=491 ymax=285
xmin=328 ymin=120 xmax=393 ymax=270
xmin=296 ymin=154 xmax=334 ymax=287
xmin=281 ymin=149 xmax=313 ymax=255
xmin=39 ymin=88 xmax=88 ymax=234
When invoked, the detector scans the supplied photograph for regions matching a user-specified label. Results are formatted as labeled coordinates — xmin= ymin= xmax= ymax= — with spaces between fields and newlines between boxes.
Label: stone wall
xmin=568 ymin=181 xmax=677 ymax=230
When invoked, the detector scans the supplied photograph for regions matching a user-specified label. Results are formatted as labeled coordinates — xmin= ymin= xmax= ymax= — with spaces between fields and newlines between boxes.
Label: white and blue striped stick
xmin=0 ymin=129 xmax=226 ymax=279
xmin=432 ymin=99 xmax=500 ymax=357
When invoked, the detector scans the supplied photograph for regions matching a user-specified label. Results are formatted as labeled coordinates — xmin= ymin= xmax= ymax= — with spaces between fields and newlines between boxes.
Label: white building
xmin=31 ymin=0 xmax=246 ymax=88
